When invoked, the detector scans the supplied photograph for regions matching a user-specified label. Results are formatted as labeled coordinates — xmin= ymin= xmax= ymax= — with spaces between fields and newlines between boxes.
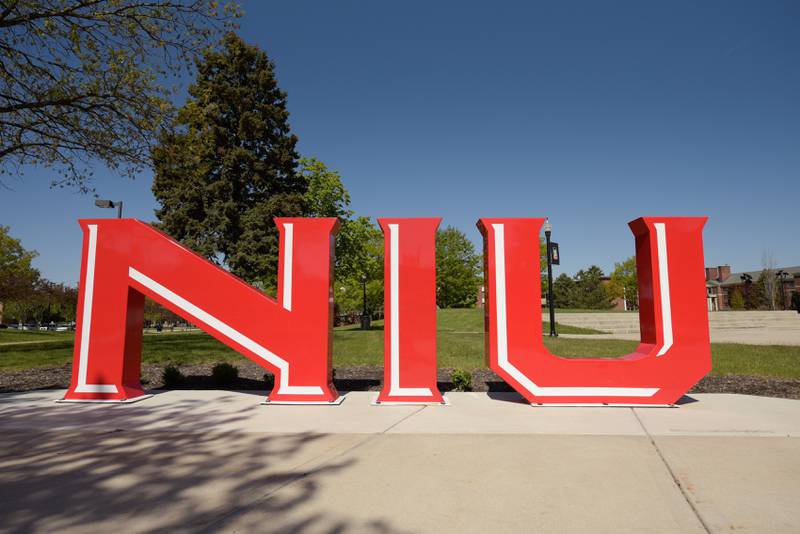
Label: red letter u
xmin=478 ymin=217 xmax=711 ymax=405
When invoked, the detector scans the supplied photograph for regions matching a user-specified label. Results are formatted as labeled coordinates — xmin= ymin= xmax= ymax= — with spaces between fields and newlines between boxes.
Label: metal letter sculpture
xmin=477 ymin=217 xmax=711 ymax=405
xmin=64 ymin=216 xmax=711 ymax=406
xmin=376 ymin=218 xmax=444 ymax=404
xmin=64 ymin=218 xmax=340 ymax=403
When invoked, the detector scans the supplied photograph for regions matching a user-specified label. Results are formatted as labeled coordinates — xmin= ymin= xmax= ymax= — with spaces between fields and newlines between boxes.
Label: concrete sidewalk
xmin=1 ymin=390 xmax=798 ymax=533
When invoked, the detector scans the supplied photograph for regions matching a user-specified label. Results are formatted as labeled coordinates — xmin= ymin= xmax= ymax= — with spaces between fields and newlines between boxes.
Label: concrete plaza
xmin=0 ymin=390 xmax=798 ymax=533
xmin=548 ymin=310 xmax=800 ymax=346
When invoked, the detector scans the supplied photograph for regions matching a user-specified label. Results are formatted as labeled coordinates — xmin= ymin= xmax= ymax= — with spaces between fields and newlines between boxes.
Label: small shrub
xmin=212 ymin=362 xmax=239 ymax=386
xmin=451 ymin=369 xmax=472 ymax=392
xmin=162 ymin=364 xmax=184 ymax=388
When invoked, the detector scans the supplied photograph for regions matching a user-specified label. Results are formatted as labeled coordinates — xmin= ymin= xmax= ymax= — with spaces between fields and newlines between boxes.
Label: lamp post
xmin=360 ymin=273 xmax=370 ymax=330
xmin=543 ymin=218 xmax=557 ymax=337
xmin=94 ymin=199 xmax=123 ymax=218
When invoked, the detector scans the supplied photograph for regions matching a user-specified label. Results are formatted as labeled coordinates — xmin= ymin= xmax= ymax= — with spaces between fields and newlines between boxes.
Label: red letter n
xmin=64 ymin=218 xmax=340 ymax=404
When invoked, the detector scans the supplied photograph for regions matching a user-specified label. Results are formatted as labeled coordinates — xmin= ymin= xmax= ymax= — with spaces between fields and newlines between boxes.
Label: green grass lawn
xmin=552 ymin=308 xmax=634 ymax=313
xmin=1 ymin=309 xmax=798 ymax=379
xmin=334 ymin=308 xmax=603 ymax=335
xmin=0 ymin=330 xmax=74 ymax=343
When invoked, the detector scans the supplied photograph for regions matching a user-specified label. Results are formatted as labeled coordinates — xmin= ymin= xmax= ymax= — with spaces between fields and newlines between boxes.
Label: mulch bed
xmin=1 ymin=362 xmax=799 ymax=400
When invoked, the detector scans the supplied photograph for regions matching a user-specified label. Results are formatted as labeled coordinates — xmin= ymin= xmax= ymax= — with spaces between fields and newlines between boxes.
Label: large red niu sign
xmin=64 ymin=217 xmax=710 ymax=406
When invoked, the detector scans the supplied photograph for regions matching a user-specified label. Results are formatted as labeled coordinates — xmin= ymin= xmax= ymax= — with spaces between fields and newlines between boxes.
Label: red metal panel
xmin=377 ymin=218 xmax=444 ymax=403
xmin=64 ymin=218 xmax=340 ymax=403
xmin=477 ymin=217 xmax=711 ymax=405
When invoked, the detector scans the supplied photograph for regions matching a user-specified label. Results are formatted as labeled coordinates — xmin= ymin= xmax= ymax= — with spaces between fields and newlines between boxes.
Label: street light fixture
xmin=94 ymin=199 xmax=123 ymax=218
xmin=543 ymin=218 xmax=557 ymax=337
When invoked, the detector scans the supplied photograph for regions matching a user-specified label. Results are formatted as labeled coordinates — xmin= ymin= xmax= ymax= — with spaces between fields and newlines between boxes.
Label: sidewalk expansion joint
xmin=380 ymin=405 xmax=427 ymax=434
xmin=631 ymin=408 xmax=712 ymax=534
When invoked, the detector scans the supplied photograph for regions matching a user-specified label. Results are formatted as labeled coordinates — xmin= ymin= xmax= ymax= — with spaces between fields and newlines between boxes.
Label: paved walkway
xmin=1 ymin=390 xmax=798 ymax=533
xmin=549 ymin=311 xmax=800 ymax=345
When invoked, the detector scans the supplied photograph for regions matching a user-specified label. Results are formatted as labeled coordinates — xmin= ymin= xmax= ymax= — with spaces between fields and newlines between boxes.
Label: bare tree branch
xmin=0 ymin=0 xmax=241 ymax=189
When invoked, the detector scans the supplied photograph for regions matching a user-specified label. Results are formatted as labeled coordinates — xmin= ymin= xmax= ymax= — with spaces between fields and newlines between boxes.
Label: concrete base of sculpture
xmin=56 ymin=394 xmax=154 ymax=404
xmin=531 ymin=402 xmax=677 ymax=408
xmin=261 ymin=394 xmax=346 ymax=406
xmin=371 ymin=394 xmax=450 ymax=406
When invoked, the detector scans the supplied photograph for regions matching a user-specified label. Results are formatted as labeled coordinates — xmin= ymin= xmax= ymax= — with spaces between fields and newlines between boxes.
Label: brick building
xmin=705 ymin=265 xmax=800 ymax=311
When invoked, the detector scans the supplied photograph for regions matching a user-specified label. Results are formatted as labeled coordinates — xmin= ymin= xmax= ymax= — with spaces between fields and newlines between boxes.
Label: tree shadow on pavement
xmin=0 ymin=394 xmax=411 ymax=533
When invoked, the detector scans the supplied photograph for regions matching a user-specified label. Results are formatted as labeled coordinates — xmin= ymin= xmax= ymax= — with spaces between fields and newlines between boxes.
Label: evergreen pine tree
xmin=152 ymin=33 xmax=303 ymax=288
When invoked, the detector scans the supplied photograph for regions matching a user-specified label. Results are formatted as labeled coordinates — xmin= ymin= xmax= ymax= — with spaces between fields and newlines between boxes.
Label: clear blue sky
xmin=1 ymin=0 xmax=798 ymax=285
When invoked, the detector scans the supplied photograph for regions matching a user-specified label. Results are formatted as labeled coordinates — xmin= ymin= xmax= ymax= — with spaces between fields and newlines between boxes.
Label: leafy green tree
xmin=0 ymin=226 xmax=40 ymax=323
xmin=539 ymin=238 xmax=547 ymax=273
xmin=331 ymin=216 xmax=384 ymax=315
xmin=337 ymin=217 xmax=383 ymax=281
xmin=301 ymin=157 xmax=351 ymax=220
xmin=436 ymin=227 xmax=481 ymax=308
xmin=573 ymin=265 xmax=613 ymax=309
xmin=299 ymin=157 xmax=381 ymax=279
xmin=729 ymin=288 xmax=745 ymax=310
xmin=334 ymin=276 xmax=384 ymax=317
xmin=539 ymin=237 xmax=549 ymax=298
xmin=297 ymin=157 xmax=384 ymax=314
xmin=3 ymin=279 xmax=81 ymax=324
xmin=553 ymin=273 xmax=577 ymax=308
xmin=2 ymin=297 xmax=43 ymax=324
xmin=43 ymin=282 xmax=79 ymax=323
xmin=4 ymin=280 xmax=59 ymax=324
xmin=607 ymin=256 xmax=638 ymax=310
xmin=152 ymin=33 xmax=304 ymax=289
xmin=0 ymin=0 xmax=238 ymax=190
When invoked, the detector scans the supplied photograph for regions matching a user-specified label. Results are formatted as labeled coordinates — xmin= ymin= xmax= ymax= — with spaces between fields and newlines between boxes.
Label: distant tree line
xmin=728 ymin=269 xmax=791 ymax=311
xmin=557 ymin=254 xmax=795 ymax=312
xmin=547 ymin=257 xmax=639 ymax=311
xmin=0 ymin=226 xmax=78 ymax=324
